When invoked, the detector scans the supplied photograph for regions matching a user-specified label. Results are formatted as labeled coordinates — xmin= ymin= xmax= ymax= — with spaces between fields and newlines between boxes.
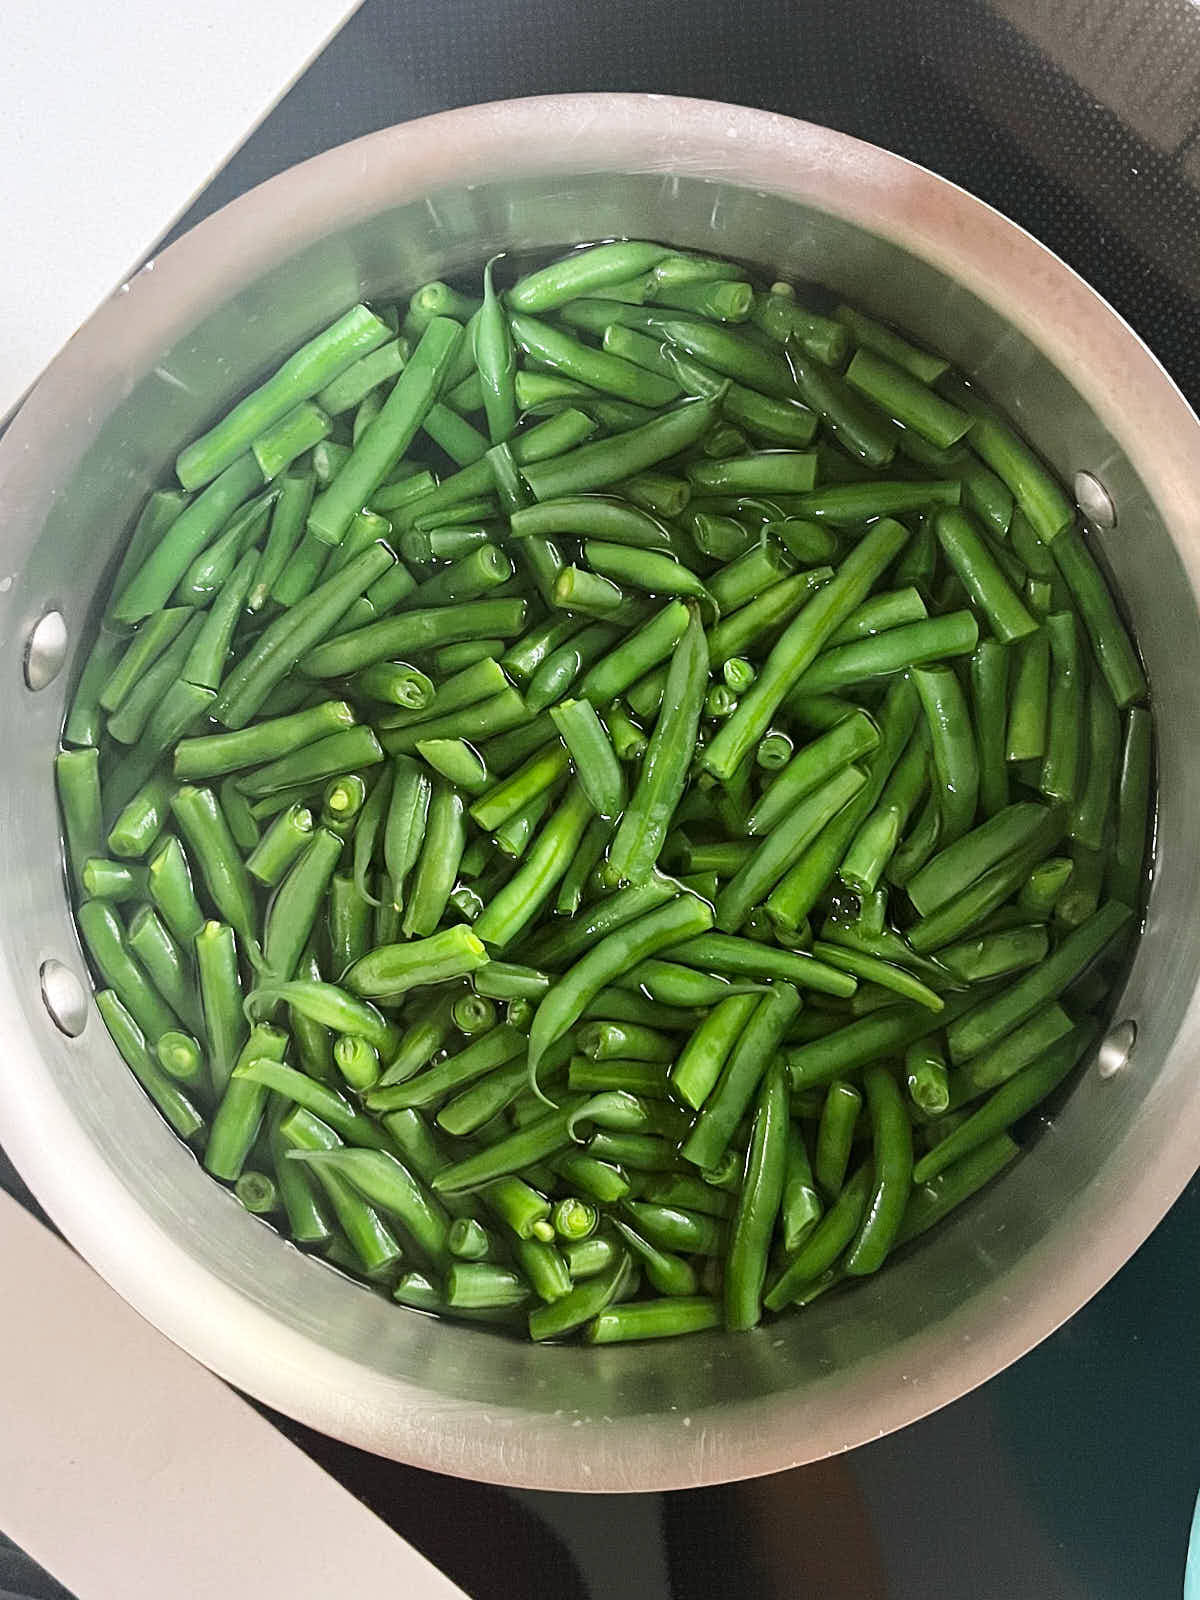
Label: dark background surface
xmin=9 ymin=1 xmax=1200 ymax=1595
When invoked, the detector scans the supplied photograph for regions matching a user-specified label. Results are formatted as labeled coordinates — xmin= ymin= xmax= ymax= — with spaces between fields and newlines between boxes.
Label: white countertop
xmin=2 ymin=0 xmax=361 ymax=417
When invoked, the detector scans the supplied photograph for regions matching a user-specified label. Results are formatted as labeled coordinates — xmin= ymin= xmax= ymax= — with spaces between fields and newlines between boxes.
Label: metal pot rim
xmin=2 ymin=92 xmax=1198 ymax=1491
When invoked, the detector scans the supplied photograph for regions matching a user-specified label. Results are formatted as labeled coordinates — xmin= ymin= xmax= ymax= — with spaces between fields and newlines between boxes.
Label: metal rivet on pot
xmin=40 ymin=959 xmax=88 ymax=1037
xmin=1097 ymin=1019 xmax=1136 ymax=1079
xmin=24 ymin=609 xmax=69 ymax=691
xmin=1072 ymin=471 xmax=1116 ymax=529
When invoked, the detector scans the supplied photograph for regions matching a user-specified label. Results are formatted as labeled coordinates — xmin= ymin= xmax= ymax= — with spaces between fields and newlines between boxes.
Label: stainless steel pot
xmin=1 ymin=94 xmax=1196 ymax=1492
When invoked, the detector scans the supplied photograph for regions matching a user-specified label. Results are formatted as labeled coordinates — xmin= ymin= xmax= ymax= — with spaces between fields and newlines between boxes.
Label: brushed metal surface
xmin=0 ymin=94 xmax=1196 ymax=1492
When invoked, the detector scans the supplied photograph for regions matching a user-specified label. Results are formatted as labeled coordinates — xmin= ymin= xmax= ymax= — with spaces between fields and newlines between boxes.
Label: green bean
xmin=746 ymin=712 xmax=878 ymax=837
xmin=300 ymin=597 xmax=528 ymax=681
xmin=501 ymin=613 xmax=589 ymax=684
xmin=302 ymin=1146 xmax=453 ymax=1268
xmin=814 ymin=1080 xmax=862 ymax=1196
xmin=381 ymin=754 xmax=431 ymax=914
xmin=892 ymin=517 xmax=938 ymax=593
xmin=585 ymin=1297 xmax=721 ymax=1343
xmin=512 ymin=313 xmax=680 ymax=407
xmin=898 ymin=1132 xmax=1020 ymax=1242
xmin=433 ymin=638 xmax=507 ymax=675
xmin=787 ymin=984 xmax=979 ymax=1090
xmin=114 ymin=456 xmax=265 ymax=622
xmin=395 ymin=780 xmax=463 ymax=935
xmin=937 ymin=374 xmax=1073 ymax=543
xmin=215 ymin=543 xmax=396 ymax=726
xmin=785 ymin=480 xmax=961 ymax=527
xmin=1002 ymin=624 xmax=1051 ymax=763
xmin=921 ymin=1021 xmax=1098 ymax=1184
xmin=232 ymin=1171 xmax=277 ymax=1213
xmin=934 ymin=508 xmax=1036 ymax=641
xmin=909 ymin=664 xmax=979 ymax=847
xmin=206 ymin=1023 xmax=288 ymax=1181
xmin=1049 ymin=525 xmax=1145 ymax=707
xmin=793 ymin=613 xmax=980 ymax=699
xmin=662 ymin=991 xmax=753 ymax=1111
xmin=703 ymin=518 xmax=908 ymax=779
xmin=316 ymin=338 xmax=407 ymax=417
xmin=604 ymin=608 xmax=708 ymax=885
xmin=906 ymin=800 xmax=1053 ymax=917
xmin=908 ymin=812 xmax=1068 ymax=956
xmin=573 ymin=601 xmax=689 ymax=707
xmin=1108 ymin=707 xmax=1152 ymax=906
xmin=383 ymin=687 xmax=530 ymax=758
xmin=261 ymin=826 xmax=342 ymax=984
xmin=527 ymin=894 xmax=715 ymax=1080
xmin=95 ymin=991 xmax=204 ymax=1140
xmin=64 ymin=627 xmax=128 ymax=749
xmin=512 ymin=1234 xmax=572 ymax=1303
xmin=825 ymin=589 xmax=927 ymax=650
xmin=194 ymin=920 xmax=247 ymax=1094
xmin=843 ymin=1065 xmax=913 ymax=1275
xmin=839 ymin=719 xmax=929 ymax=894
xmin=344 ymin=925 xmax=488 ymax=1000
xmin=947 ymin=900 xmax=1131 ymax=1063
xmin=508 ymin=242 xmax=670 ymax=312
xmin=323 ymin=873 xmax=371 ymax=980
xmin=1038 ymin=613 xmax=1085 ymax=806
xmin=955 ymin=1002 xmax=1074 ymax=1097
xmin=492 ymin=787 xmax=554 ymax=859
xmin=176 ymin=305 xmax=389 ymax=489
xmin=168 ymin=786 xmax=259 ymax=951
xmin=763 ymin=1163 xmax=872 ymax=1309
xmin=376 ymin=991 xmax=459 ymax=1089
xmin=582 ymin=542 xmax=715 ymax=615
xmin=576 ymin=1021 xmax=675 ymax=1063
xmin=521 ymin=396 xmax=721 ymax=502
xmin=845 ymin=348 xmax=970 ymax=448
xmin=905 ymin=1038 xmax=951 ymax=1115
xmin=812 ymin=939 xmax=942 ymax=1012
xmin=104 ymin=613 xmax=204 ymax=746
xmin=144 ymin=835 xmax=204 ymax=945
xmin=306 ymin=317 xmax=462 ymax=546
xmin=650 ymin=276 xmax=753 ymax=321
xmin=154 ymin=1029 xmax=206 ymax=1088
xmin=936 ymin=926 xmax=1049 ymax=984
xmin=614 ymin=1219 xmax=698 ymax=1298
xmin=436 ymin=1051 xmax=540 ymax=1136
xmin=715 ymin=766 xmax=867 ymax=933
xmin=686 ymin=452 xmax=818 ymax=496
xmin=99 ymin=608 xmax=190 ymax=713
xmin=834 ymin=305 xmax=948 ymax=383
xmin=470 ymin=743 xmax=569 ymax=834
xmin=277 ymin=1108 xmax=403 ymax=1274
xmin=413 ymin=739 xmax=488 ymax=799
xmin=723 ymin=1061 xmax=788 ymax=1329
xmin=447 ymin=1218 xmax=495 ymax=1261
xmin=510 ymin=494 xmax=674 ymax=553
xmin=75 ymin=899 xmax=175 ymax=1051
xmin=126 ymin=905 xmax=203 ymax=1033
xmin=681 ymin=984 xmax=801 ymax=1170
xmin=56 ymin=748 xmax=104 ymax=892
xmin=175 ymin=477 xmax=261 ymax=600
xmin=1070 ymin=676 xmax=1121 ymax=850
xmin=549 ymin=698 xmax=625 ymax=820
xmin=250 ymin=399 xmax=329 ymax=479
xmin=442 ymin=1262 xmax=529 ymax=1310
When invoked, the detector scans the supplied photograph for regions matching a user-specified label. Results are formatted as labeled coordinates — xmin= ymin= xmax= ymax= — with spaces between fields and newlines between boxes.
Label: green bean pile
xmin=56 ymin=238 xmax=1153 ymax=1344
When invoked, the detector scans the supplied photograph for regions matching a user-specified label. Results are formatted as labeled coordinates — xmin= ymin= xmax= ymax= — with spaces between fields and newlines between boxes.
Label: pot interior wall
xmin=2 ymin=151 xmax=1197 ymax=1489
